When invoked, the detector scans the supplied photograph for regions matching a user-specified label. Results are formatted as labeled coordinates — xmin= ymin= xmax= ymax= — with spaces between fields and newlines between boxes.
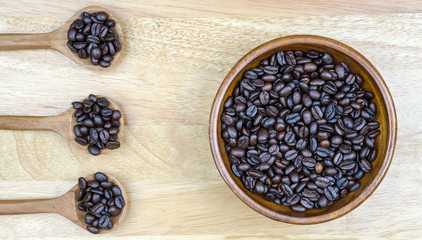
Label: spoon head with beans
xmin=58 ymin=173 xmax=128 ymax=234
xmin=53 ymin=6 xmax=124 ymax=69
xmin=51 ymin=95 xmax=124 ymax=155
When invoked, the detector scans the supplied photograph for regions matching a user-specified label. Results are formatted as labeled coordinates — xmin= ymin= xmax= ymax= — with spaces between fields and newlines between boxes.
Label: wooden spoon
xmin=0 ymin=96 xmax=124 ymax=154
xmin=0 ymin=173 xmax=128 ymax=233
xmin=0 ymin=6 xmax=123 ymax=69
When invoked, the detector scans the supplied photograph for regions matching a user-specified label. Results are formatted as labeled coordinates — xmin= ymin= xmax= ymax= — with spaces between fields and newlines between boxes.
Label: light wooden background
xmin=0 ymin=1 xmax=421 ymax=239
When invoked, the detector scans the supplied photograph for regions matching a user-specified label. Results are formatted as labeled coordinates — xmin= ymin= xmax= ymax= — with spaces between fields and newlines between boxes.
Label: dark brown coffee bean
xmin=85 ymin=213 xmax=96 ymax=225
xmin=88 ymin=145 xmax=100 ymax=156
xmin=348 ymin=182 xmax=361 ymax=192
xmin=108 ymin=205 xmax=121 ymax=216
xmin=115 ymin=195 xmax=125 ymax=209
xmin=75 ymin=137 xmax=88 ymax=146
xmin=91 ymin=47 xmax=102 ymax=59
xmin=76 ymin=188 xmax=85 ymax=201
xmin=291 ymin=204 xmax=306 ymax=212
xmin=303 ymin=157 xmax=316 ymax=168
xmin=317 ymin=195 xmax=328 ymax=208
xmin=324 ymin=186 xmax=338 ymax=201
xmin=68 ymin=28 xmax=77 ymax=41
xmin=339 ymin=160 xmax=356 ymax=170
xmin=98 ymin=60 xmax=110 ymax=68
xmin=78 ymin=177 xmax=87 ymax=189
xmin=87 ymin=226 xmax=100 ymax=234
xmin=99 ymin=129 xmax=110 ymax=143
xmin=94 ymin=172 xmax=108 ymax=183
xmin=109 ymin=134 xmax=118 ymax=141
xmin=315 ymin=177 xmax=330 ymax=188
xmin=300 ymin=197 xmax=314 ymax=209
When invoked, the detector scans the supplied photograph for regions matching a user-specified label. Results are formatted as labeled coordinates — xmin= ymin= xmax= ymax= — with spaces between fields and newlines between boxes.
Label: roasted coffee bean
xmin=88 ymin=145 xmax=100 ymax=156
xmin=79 ymin=177 xmax=87 ymax=189
xmin=349 ymin=182 xmax=361 ymax=192
xmin=76 ymin=188 xmax=85 ymax=201
xmin=315 ymin=162 xmax=324 ymax=174
xmin=317 ymin=195 xmax=328 ymax=208
xmin=300 ymin=197 xmax=314 ymax=209
xmin=87 ymin=226 xmax=100 ymax=234
xmin=75 ymin=137 xmax=88 ymax=146
xmin=291 ymin=204 xmax=306 ymax=212
xmin=111 ymin=185 xmax=122 ymax=196
xmin=303 ymin=157 xmax=316 ymax=168
xmin=324 ymin=186 xmax=338 ymax=201
xmin=85 ymin=213 xmax=96 ymax=225
xmin=108 ymin=205 xmax=121 ymax=216
xmin=222 ymin=49 xmax=380 ymax=211
xmin=94 ymin=172 xmax=108 ymax=182
xmin=285 ymin=150 xmax=298 ymax=161
xmin=315 ymin=176 xmax=330 ymax=188
xmin=115 ymin=195 xmax=125 ymax=209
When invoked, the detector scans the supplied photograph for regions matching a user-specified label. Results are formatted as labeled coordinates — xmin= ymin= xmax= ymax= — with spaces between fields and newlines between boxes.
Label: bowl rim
xmin=209 ymin=35 xmax=397 ymax=224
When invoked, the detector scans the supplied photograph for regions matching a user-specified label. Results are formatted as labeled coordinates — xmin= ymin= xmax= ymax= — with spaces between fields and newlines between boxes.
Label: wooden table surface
xmin=0 ymin=1 xmax=421 ymax=239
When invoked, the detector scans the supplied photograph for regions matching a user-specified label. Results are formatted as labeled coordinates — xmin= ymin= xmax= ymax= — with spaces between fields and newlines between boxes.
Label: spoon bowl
xmin=0 ymin=95 xmax=124 ymax=155
xmin=0 ymin=6 xmax=124 ymax=69
xmin=0 ymin=173 xmax=128 ymax=234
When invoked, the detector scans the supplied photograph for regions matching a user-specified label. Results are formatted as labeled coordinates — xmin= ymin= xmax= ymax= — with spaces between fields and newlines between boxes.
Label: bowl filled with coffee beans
xmin=209 ymin=35 xmax=397 ymax=224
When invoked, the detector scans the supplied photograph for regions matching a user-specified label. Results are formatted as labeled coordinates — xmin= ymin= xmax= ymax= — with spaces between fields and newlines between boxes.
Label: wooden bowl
xmin=209 ymin=35 xmax=397 ymax=224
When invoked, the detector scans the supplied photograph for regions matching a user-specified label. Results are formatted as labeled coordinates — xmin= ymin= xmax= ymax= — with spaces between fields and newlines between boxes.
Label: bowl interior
xmin=211 ymin=36 xmax=396 ymax=224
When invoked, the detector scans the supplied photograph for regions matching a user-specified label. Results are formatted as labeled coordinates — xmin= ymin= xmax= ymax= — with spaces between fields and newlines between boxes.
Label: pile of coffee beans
xmin=67 ymin=11 xmax=121 ymax=67
xmin=72 ymin=94 xmax=121 ymax=156
xmin=221 ymin=50 xmax=380 ymax=211
xmin=76 ymin=172 xmax=125 ymax=234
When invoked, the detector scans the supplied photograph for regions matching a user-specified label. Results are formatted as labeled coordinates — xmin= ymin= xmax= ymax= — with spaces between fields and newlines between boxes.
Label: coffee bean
xmin=68 ymin=28 xmax=77 ymax=41
xmin=87 ymin=226 xmax=100 ymax=234
xmin=349 ymin=182 xmax=361 ymax=192
xmin=75 ymin=137 xmax=88 ymax=146
xmin=317 ymin=195 xmax=328 ymax=208
xmin=300 ymin=197 xmax=314 ymax=209
xmin=108 ymin=205 xmax=121 ymax=216
xmin=92 ymin=193 xmax=101 ymax=204
xmin=315 ymin=177 xmax=330 ymax=188
xmin=94 ymin=172 xmax=108 ymax=182
xmin=85 ymin=213 xmax=96 ymax=225
xmin=105 ymin=141 xmax=120 ymax=150
xmin=291 ymin=204 xmax=306 ymax=212
xmin=78 ymin=177 xmax=87 ymax=189
xmin=112 ymin=185 xmax=122 ymax=196
xmin=303 ymin=157 xmax=316 ymax=168
xmin=88 ymin=145 xmax=100 ymax=156
xmin=115 ymin=195 xmax=125 ymax=209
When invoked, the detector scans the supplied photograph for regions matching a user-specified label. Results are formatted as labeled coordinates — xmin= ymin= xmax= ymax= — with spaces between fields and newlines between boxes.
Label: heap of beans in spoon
xmin=72 ymin=94 xmax=121 ymax=156
xmin=221 ymin=50 xmax=380 ymax=212
xmin=76 ymin=172 xmax=125 ymax=234
xmin=67 ymin=11 xmax=121 ymax=67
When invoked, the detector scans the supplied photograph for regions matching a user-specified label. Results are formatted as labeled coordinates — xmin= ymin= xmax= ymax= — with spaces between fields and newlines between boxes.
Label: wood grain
xmin=0 ymin=0 xmax=422 ymax=17
xmin=0 ymin=1 xmax=421 ymax=239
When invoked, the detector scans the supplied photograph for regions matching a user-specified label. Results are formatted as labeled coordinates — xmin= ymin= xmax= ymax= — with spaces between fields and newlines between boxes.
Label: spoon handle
xmin=0 ymin=115 xmax=61 ymax=131
xmin=0 ymin=198 xmax=58 ymax=215
xmin=0 ymin=31 xmax=59 ymax=50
